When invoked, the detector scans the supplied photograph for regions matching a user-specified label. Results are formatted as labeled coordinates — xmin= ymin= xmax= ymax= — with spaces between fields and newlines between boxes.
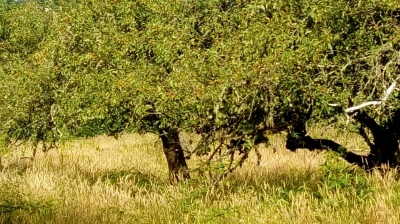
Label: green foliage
xmin=0 ymin=186 xmax=58 ymax=223
xmin=319 ymin=151 xmax=374 ymax=199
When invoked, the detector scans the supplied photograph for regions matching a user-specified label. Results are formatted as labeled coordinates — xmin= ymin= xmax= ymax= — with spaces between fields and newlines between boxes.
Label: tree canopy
xmin=1 ymin=0 xmax=400 ymax=177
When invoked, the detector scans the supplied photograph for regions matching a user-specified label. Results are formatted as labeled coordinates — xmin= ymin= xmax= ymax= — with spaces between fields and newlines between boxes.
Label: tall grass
xmin=0 ymin=129 xmax=399 ymax=224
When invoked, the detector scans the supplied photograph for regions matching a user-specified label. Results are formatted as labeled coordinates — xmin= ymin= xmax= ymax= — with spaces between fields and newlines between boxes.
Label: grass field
xmin=1 ymin=128 xmax=400 ymax=224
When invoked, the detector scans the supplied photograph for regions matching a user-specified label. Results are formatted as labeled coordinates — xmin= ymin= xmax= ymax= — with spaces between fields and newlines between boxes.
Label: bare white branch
xmin=381 ymin=81 xmax=397 ymax=102
xmin=345 ymin=101 xmax=382 ymax=114
xmin=345 ymin=76 xmax=400 ymax=114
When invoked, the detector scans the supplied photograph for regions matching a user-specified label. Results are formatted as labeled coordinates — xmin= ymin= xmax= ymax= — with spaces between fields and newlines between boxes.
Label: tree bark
xmin=353 ymin=111 xmax=400 ymax=167
xmin=0 ymin=157 xmax=3 ymax=172
xmin=160 ymin=130 xmax=190 ymax=184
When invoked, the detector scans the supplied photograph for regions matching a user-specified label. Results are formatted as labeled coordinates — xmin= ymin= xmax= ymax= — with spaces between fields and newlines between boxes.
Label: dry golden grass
xmin=0 ymin=128 xmax=400 ymax=224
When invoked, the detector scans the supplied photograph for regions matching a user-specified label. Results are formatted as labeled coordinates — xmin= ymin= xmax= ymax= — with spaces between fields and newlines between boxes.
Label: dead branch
xmin=345 ymin=101 xmax=382 ymax=114
xmin=345 ymin=77 xmax=400 ymax=115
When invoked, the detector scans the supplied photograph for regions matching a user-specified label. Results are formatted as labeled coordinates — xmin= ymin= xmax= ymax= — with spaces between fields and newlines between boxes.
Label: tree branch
xmin=345 ymin=101 xmax=382 ymax=114
xmin=345 ymin=76 xmax=400 ymax=114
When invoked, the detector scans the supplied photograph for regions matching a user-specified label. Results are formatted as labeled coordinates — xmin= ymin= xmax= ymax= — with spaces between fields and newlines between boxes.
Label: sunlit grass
xmin=0 ymin=129 xmax=399 ymax=223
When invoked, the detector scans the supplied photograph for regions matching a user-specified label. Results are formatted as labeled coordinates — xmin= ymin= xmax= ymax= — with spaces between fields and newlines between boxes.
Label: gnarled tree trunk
xmin=352 ymin=111 xmax=400 ymax=168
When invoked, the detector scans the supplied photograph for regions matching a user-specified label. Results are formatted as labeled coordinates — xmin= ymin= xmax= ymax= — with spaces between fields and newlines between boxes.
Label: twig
xmin=207 ymin=141 xmax=224 ymax=163
xmin=340 ymin=60 xmax=353 ymax=73
xmin=214 ymin=152 xmax=249 ymax=184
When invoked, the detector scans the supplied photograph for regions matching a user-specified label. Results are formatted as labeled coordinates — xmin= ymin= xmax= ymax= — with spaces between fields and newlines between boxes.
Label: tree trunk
xmin=353 ymin=111 xmax=400 ymax=167
xmin=0 ymin=157 xmax=3 ymax=172
xmin=160 ymin=130 xmax=190 ymax=184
